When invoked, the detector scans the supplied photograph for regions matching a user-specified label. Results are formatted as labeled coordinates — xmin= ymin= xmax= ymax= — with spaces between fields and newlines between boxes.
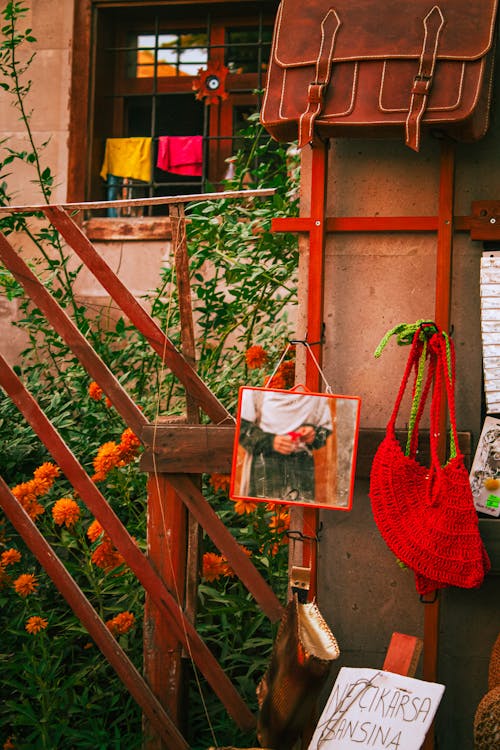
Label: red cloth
xmin=157 ymin=136 xmax=203 ymax=176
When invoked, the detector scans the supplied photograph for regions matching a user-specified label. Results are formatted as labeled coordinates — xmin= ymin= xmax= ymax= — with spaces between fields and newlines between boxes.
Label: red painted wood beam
xmin=272 ymin=215 xmax=471 ymax=234
xmin=422 ymin=139 xmax=456 ymax=750
xmin=301 ymin=142 xmax=330 ymax=596
xmin=0 ymin=476 xmax=190 ymax=750
xmin=0 ymin=353 xmax=255 ymax=732
xmin=44 ymin=206 xmax=232 ymax=425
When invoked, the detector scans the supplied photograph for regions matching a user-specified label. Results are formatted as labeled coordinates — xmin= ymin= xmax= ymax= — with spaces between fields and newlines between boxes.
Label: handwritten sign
xmin=308 ymin=667 xmax=445 ymax=750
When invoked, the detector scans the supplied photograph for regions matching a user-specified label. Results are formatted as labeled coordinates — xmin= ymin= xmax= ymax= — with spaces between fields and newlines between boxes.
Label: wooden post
xmin=143 ymin=203 xmax=201 ymax=747
xmin=422 ymin=139 xmax=456 ymax=750
xmin=302 ymin=141 xmax=329 ymax=596
xmin=143 ymin=473 xmax=188 ymax=747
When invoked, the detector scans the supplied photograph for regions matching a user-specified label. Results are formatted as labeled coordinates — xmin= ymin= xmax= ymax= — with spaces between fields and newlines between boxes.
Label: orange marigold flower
xmin=91 ymin=539 xmax=124 ymax=572
xmin=87 ymin=519 xmax=104 ymax=543
xmin=25 ymin=616 xmax=48 ymax=634
xmin=267 ymin=359 xmax=295 ymax=389
xmin=12 ymin=479 xmax=38 ymax=504
xmin=119 ymin=428 xmax=141 ymax=462
xmin=91 ymin=441 xmax=125 ymax=482
xmin=1 ymin=549 xmax=21 ymax=567
xmin=209 ymin=473 xmax=231 ymax=492
xmin=269 ymin=510 xmax=290 ymax=535
xmin=32 ymin=462 xmax=60 ymax=493
xmin=4 ymin=737 xmax=15 ymax=749
xmin=52 ymin=498 xmax=80 ymax=528
xmin=25 ymin=500 xmax=45 ymax=522
xmin=88 ymin=381 xmax=103 ymax=401
xmin=106 ymin=611 xmax=135 ymax=636
xmin=105 ymin=396 xmax=113 ymax=408
xmin=202 ymin=552 xmax=226 ymax=582
xmin=232 ymin=497 xmax=258 ymax=515
xmin=13 ymin=573 xmax=38 ymax=597
xmin=245 ymin=345 xmax=268 ymax=370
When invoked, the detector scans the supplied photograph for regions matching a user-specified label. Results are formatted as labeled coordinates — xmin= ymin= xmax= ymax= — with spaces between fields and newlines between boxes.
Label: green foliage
xmin=0 ymin=3 xmax=299 ymax=748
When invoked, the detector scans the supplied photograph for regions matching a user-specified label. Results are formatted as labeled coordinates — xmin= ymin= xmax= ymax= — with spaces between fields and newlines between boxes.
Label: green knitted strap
xmin=374 ymin=319 xmax=435 ymax=358
xmin=442 ymin=331 xmax=457 ymax=460
xmin=405 ymin=338 xmax=427 ymax=456
xmin=374 ymin=319 xmax=438 ymax=457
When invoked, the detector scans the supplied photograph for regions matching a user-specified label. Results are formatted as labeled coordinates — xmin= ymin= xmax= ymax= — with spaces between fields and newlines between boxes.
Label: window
xmin=79 ymin=2 xmax=277 ymax=216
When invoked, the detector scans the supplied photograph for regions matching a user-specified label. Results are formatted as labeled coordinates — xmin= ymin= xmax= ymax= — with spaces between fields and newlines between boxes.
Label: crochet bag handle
xmin=385 ymin=326 xmax=459 ymax=472
xmin=428 ymin=330 xmax=460 ymax=469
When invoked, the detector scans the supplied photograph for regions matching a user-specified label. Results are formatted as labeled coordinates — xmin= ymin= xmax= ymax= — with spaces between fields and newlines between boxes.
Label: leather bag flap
xmin=273 ymin=0 xmax=499 ymax=68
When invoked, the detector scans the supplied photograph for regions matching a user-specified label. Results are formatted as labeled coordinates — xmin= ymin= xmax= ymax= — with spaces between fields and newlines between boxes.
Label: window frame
xmin=67 ymin=0 xmax=277 ymax=210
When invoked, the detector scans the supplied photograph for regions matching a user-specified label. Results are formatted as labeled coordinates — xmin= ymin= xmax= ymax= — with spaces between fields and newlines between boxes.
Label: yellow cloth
xmin=100 ymin=137 xmax=152 ymax=182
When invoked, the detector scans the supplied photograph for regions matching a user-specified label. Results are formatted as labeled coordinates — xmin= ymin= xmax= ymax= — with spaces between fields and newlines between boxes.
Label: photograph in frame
xmin=230 ymin=386 xmax=361 ymax=511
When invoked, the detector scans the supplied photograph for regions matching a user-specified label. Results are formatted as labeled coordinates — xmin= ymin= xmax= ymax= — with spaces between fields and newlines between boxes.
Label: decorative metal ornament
xmin=192 ymin=60 xmax=229 ymax=104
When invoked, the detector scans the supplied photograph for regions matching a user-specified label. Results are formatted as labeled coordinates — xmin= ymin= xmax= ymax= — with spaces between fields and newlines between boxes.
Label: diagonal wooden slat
xmin=0 ymin=233 xmax=283 ymax=621
xmin=167 ymin=473 xmax=284 ymax=623
xmin=0 ymin=476 xmax=190 ymax=750
xmin=0 ymin=353 xmax=255 ymax=731
xmin=43 ymin=206 xmax=233 ymax=425
xmin=0 ymin=231 xmax=147 ymax=437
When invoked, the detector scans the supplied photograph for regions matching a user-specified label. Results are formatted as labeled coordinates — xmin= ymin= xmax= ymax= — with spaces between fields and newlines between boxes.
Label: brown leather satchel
xmin=261 ymin=0 xmax=499 ymax=151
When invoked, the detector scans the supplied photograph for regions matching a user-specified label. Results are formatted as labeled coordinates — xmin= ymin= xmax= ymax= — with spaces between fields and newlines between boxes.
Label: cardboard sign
xmin=308 ymin=668 xmax=445 ymax=750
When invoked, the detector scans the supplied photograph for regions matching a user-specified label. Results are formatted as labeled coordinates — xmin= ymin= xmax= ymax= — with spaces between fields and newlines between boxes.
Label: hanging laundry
xmin=157 ymin=135 xmax=203 ymax=177
xmin=100 ymin=137 xmax=152 ymax=184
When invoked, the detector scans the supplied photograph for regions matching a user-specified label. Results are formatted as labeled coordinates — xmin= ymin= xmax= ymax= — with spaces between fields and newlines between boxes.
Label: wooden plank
xmin=0 ymin=354 xmax=256 ymax=732
xmin=383 ymin=633 xmax=424 ymax=678
xmin=43 ymin=207 xmax=232 ymax=426
xmin=140 ymin=424 xmax=235 ymax=473
xmin=0 ymin=188 xmax=275 ymax=213
xmin=355 ymin=429 xmax=472 ymax=479
xmin=84 ymin=217 xmax=172 ymax=241
xmin=0 ymin=476 xmax=190 ymax=750
xmin=0 ymin=232 xmax=147 ymax=437
xmin=140 ymin=425 xmax=471 ymax=475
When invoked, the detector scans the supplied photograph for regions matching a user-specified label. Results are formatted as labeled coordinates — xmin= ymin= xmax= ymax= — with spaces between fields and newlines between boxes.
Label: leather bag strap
xmin=405 ymin=6 xmax=445 ymax=151
xmin=298 ymin=9 xmax=341 ymax=148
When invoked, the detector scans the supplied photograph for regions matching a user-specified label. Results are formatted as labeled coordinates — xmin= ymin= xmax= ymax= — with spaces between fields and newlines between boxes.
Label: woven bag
xmin=369 ymin=325 xmax=490 ymax=595
xmin=489 ymin=632 xmax=500 ymax=691
xmin=474 ymin=685 xmax=500 ymax=749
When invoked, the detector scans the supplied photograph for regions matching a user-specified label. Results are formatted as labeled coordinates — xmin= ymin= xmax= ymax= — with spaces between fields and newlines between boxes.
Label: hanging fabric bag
xmin=256 ymin=592 xmax=340 ymax=750
xmin=369 ymin=325 xmax=490 ymax=595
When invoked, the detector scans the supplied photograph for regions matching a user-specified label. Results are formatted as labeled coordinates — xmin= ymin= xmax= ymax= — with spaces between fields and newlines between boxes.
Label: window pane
xmin=131 ymin=31 xmax=208 ymax=78
xmin=225 ymin=27 xmax=272 ymax=74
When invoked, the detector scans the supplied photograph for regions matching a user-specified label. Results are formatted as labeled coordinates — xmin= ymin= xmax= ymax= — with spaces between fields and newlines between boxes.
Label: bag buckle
xmin=412 ymin=74 xmax=433 ymax=96
xmin=307 ymin=82 xmax=326 ymax=105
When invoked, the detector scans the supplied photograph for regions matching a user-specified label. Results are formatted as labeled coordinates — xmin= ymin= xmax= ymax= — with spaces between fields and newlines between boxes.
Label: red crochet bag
xmin=369 ymin=325 xmax=490 ymax=595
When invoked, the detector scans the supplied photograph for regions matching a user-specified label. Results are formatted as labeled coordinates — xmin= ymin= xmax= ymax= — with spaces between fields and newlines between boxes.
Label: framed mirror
xmin=230 ymin=386 xmax=361 ymax=511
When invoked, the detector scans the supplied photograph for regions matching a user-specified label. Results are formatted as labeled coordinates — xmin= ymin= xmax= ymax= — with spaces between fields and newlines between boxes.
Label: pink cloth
xmin=157 ymin=136 xmax=203 ymax=176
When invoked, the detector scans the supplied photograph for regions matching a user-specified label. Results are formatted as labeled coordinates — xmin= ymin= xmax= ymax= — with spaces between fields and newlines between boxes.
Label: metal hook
xmin=419 ymin=591 xmax=439 ymax=604
xmin=286 ymin=521 xmax=323 ymax=544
